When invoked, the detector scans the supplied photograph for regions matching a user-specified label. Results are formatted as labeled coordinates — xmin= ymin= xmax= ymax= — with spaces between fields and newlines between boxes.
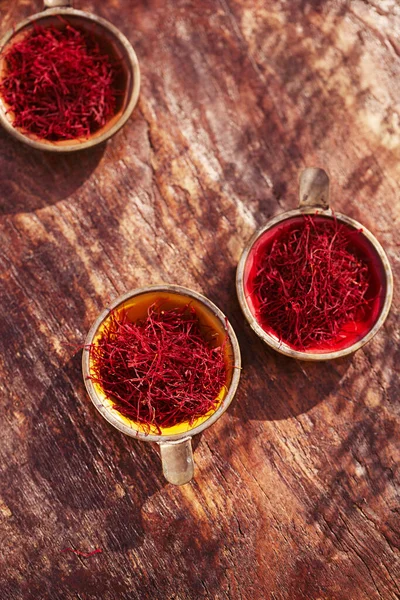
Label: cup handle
xmin=159 ymin=437 xmax=194 ymax=485
xmin=299 ymin=168 xmax=330 ymax=209
xmin=43 ymin=0 xmax=72 ymax=7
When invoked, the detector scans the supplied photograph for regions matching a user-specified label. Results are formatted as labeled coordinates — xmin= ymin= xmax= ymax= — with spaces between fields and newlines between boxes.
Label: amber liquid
xmin=91 ymin=290 xmax=234 ymax=435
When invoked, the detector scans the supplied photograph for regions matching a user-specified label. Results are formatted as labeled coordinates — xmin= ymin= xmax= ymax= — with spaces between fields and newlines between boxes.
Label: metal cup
xmin=82 ymin=285 xmax=241 ymax=485
xmin=236 ymin=168 xmax=393 ymax=361
xmin=0 ymin=0 xmax=140 ymax=151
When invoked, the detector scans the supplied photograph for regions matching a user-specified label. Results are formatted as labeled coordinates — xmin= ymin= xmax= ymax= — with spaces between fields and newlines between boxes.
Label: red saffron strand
xmin=249 ymin=215 xmax=375 ymax=350
xmin=0 ymin=22 xmax=118 ymax=140
xmin=88 ymin=303 xmax=228 ymax=432
xmin=62 ymin=548 xmax=102 ymax=558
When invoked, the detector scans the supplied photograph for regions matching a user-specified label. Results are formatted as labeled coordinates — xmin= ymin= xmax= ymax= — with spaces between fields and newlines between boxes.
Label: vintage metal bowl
xmin=0 ymin=0 xmax=140 ymax=151
xmin=82 ymin=284 xmax=241 ymax=485
xmin=236 ymin=168 xmax=393 ymax=361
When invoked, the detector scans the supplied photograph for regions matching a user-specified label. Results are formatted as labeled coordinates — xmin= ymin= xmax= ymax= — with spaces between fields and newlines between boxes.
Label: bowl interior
xmin=240 ymin=212 xmax=391 ymax=357
xmin=0 ymin=11 xmax=136 ymax=147
xmin=84 ymin=289 xmax=238 ymax=438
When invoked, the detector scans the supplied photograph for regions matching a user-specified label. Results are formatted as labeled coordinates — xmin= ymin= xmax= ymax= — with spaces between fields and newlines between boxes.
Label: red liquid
xmin=244 ymin=215 xmax=386 ymax=353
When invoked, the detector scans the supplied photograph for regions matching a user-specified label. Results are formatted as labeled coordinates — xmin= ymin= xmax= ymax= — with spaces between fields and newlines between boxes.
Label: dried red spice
xmin=0 ymin=22 xmax=118 ymax=140
xmin=62 ymin=547 xmax=102 ymax=558
xmin=247 ymin=215 xmax=379 ymax=350
xmin=88 ymin=303 xmax=228 ymax=432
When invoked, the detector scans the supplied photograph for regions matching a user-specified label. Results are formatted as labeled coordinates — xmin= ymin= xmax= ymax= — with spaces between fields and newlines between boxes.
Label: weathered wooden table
xmin=0 ymin=1 xmax=399 ymax=598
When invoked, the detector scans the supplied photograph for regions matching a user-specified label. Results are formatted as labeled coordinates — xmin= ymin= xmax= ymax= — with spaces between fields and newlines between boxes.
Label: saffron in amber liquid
xmin=88 ymin=300 xmax=230 ymax=433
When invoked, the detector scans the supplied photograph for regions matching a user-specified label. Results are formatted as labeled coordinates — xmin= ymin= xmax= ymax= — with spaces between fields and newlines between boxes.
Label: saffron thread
xmin=249 ymin=215 xmax=376 ymax=350
xmin=88 ymin=303 xmax=228 ymax=433
xmin=0 ymin=22 xmax=119 ymax=140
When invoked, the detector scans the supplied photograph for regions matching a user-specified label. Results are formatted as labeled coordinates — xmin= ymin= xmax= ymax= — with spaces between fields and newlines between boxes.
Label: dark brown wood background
xmin=0 ymin=1 xmax=399 ymax=599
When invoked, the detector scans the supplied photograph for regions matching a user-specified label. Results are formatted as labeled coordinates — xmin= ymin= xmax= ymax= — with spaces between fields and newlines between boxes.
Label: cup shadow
xmin=0 ymin=128 xmax=106 ymax=215
xmin=233 ymin=336 xmax=353 ymax=422
xmin=23 ymin=352 xmax=167 ymax=552
xmin=204 ymin=265 xmax=353 ymax=422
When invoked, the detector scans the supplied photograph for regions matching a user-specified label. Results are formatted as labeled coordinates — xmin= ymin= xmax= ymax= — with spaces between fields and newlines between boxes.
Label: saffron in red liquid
xmin=88 ymin=303 xmax=228 ymax=433
xmin=244 ymin=215 xmax=385 ymax=352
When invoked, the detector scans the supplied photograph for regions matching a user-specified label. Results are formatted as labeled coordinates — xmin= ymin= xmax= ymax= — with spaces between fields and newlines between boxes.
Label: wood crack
xmin=337 ymin=513 xmax=387 ymax=600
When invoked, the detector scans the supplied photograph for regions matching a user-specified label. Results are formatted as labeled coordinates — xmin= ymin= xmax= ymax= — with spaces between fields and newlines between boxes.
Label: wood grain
xmin=0 ymin=1 xmax=399 ymax=599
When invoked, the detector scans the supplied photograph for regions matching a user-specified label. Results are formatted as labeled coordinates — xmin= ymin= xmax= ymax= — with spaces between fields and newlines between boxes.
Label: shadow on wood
xmin=0 ymin=128 xmax=106 ymax=215
xmin=203 ymin=264 xmax=353 ymax=422
xmin=23 ymin=352 xmax=167 ymax=550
